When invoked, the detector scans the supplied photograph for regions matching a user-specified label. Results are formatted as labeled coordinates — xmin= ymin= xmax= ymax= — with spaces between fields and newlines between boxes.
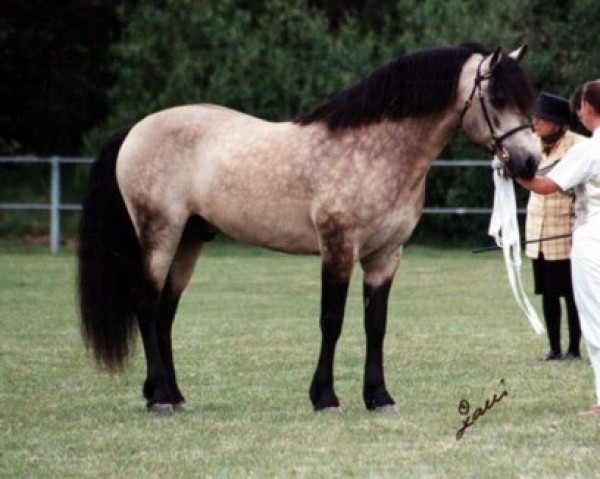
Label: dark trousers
xmin=533 ymin=255 xmax=581 ymax=356
xmin=543 ymin=291 xmax=581 ymax=355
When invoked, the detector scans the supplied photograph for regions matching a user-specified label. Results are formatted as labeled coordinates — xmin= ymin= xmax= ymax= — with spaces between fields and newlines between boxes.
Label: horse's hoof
xmin=316 ymin=406 xmax=342 ymax=414
xmin=148 ymin=403 xmax=175 ymax=413
xmin=173 ymin=402 xmax=186 ymax=412
xmin=373 ymin=404 xmax=398 ymax=413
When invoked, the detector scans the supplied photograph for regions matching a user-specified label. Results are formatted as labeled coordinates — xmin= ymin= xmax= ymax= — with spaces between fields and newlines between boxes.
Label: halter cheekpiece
xmin=459 ymin=53 xmax=533 ymax=163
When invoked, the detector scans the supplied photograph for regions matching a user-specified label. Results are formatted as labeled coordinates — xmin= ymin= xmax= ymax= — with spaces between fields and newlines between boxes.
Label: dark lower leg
xmin=157 ymin=284 xmax=185 ymax=404
xmin=134 ymin=285 xmax=179 ymax=407
xmin=309 ymin=268 xmax=349 ymax=411
xmin=564 ymin=292 xmax=581 ymax=356
xmin=138 ymin=324 xmax=170 ymax=406
xmin=363 ymin=281 xmax=395 ymax=410
xmin=542 ymin=295 xmax=561 ymax=354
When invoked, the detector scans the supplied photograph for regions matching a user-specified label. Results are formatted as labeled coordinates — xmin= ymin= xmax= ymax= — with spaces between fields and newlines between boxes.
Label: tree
xmin=306 ymin=0 xmax=399 ymax=31
xmin=0 ymin=0 xmax=123 ymax=155
xmin=85 ymin=0 xmax=388 ymax=152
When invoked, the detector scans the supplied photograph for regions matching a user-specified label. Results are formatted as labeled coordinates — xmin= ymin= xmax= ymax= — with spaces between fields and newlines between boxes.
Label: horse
xmin=78 ymin=43 xmax=541 ymax=413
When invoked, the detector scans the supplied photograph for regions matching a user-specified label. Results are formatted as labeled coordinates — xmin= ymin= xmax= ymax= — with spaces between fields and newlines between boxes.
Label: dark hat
xmin=535 ymin=92 xmax=571 ymax=126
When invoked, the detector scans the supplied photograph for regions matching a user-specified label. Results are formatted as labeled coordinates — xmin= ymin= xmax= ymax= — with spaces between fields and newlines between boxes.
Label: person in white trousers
xmin=517 ymin=79 xmax=600 ymax=416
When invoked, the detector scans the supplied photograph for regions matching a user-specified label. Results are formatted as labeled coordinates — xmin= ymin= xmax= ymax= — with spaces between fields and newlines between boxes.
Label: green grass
xmin=1 ymin=243 xmax=599 ymax=478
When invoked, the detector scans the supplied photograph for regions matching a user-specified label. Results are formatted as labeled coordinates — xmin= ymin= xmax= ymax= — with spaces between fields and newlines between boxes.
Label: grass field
xmin=1 ymin=242 xmax=599 ymax=478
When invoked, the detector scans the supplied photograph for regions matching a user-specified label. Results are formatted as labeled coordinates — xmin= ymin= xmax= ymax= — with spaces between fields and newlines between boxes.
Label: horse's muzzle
xmin=507 ymin=154 xmax=538 ymax=180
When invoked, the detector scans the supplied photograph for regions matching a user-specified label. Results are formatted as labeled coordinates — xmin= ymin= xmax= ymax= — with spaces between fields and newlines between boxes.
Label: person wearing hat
xmin=525 ymin=92 xmax=584 ymax=361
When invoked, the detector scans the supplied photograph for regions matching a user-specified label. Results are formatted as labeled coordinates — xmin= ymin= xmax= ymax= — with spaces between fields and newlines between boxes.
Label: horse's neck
xmin=353 ymin=112 xmax=459 ymax=171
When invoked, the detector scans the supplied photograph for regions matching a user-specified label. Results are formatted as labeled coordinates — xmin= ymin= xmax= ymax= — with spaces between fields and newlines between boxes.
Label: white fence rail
xmin=0 ymin=156 xmax=505 ymax=253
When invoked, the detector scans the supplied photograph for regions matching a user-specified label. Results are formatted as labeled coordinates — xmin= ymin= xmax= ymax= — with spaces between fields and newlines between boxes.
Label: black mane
xmin=294 ymin=43 xmax=535 ymax=130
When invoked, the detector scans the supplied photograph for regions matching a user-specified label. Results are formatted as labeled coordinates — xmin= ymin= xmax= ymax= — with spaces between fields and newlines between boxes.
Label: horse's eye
xmin=491 ymin=91 xmax=509 ymax=109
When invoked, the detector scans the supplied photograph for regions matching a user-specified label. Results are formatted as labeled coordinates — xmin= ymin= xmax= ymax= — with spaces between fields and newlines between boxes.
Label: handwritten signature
xmin=456 ymin=379 xmax=509 ymax=440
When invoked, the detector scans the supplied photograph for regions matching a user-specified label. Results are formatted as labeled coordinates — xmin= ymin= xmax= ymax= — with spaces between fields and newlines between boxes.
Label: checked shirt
xmin=525 ymin=130 xmax=585 ymax=260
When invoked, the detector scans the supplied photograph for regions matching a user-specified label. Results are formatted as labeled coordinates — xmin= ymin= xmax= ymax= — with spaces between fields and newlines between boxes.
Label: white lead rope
xmin=488 ymin=156 xmax=545 ymax=335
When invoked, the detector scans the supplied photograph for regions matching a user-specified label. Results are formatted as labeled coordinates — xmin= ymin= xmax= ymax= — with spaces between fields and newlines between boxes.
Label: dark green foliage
xmin=83 ymin=0 xmax=389 ymax=151
xmin=0 ymin=0 xmax=122 ymax=155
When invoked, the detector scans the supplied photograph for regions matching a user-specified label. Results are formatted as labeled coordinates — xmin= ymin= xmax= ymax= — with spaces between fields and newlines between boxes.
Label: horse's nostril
xmin=511 ymin=155 xmax=538 ymax=179
xmin=523 ymin=155 xmax=538 ymax=179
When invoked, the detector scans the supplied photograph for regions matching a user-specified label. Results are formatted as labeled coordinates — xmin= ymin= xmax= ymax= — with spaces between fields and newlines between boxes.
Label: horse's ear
xmin=508 ymin=45 xmax=528 ymax=62
xmin=489 ymin=47 xmax=503 ymax=72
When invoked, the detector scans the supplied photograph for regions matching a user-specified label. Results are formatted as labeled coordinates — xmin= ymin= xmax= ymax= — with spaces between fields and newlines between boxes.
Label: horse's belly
xmin=205 ymin=200 xmax=319 ymax=254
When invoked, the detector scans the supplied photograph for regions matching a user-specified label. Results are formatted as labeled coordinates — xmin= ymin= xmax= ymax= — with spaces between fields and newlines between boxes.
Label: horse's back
xmin=116 ymin=103 xmax=276 ymax=206
xmin=122 ymin=104 xmax=268 ymax=149
xmin=116 ymin=104 xmax=321 ymax=254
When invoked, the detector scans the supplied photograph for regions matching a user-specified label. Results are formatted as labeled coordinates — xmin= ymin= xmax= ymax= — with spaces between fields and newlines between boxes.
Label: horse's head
xmin=458 ymin=46 xmax=541 ymax=179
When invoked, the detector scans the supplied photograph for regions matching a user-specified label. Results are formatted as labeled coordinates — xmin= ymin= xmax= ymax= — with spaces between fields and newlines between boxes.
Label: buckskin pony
xmin=78 ymin=43 xmax=540 ymax=412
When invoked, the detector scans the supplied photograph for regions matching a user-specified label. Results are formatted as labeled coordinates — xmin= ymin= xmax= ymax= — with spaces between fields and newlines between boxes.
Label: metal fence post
xmin=50 ymin=156 xmax=61 ymax=253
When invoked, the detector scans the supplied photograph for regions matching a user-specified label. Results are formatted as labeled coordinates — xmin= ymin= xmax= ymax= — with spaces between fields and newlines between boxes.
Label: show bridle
xmin=459 ymin=53 xmax=534 ymax=164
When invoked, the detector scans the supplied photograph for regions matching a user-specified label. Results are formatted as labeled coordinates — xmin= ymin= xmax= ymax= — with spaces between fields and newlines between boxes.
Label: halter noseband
xmin=459 ymin=54 xmax=533 ymax=163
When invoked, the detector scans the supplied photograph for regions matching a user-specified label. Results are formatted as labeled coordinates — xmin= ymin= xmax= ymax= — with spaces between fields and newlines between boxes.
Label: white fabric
xmin=585 ymin=342 xmax=600 ymax=406
xmin=571 ymin=230 xmax=600 ymax=349
xmin=549 ymin=128 xmax=600 ymax=228
xmin=549 ymin=127 xmax=600 ymax=354
xmin=573 ymin=234 xmax=600 ymax=404
xmin=488 ymin=156 xmax=545 ymax=335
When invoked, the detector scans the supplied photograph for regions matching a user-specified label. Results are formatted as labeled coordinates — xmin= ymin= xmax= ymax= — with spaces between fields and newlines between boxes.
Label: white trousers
xmin=571 ymin=225 xmax=600 ymax=404
xmin=585 ymin=343 xmax=600 ymax=406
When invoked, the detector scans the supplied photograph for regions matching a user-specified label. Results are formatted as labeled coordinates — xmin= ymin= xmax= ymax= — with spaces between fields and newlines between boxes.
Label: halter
xmin=459 ymin=54 xmax=533 ymax=164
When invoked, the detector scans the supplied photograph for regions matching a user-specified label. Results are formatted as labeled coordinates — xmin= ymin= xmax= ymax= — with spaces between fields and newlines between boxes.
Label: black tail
xmin=77 ymin=126 xmax=140 ymax=371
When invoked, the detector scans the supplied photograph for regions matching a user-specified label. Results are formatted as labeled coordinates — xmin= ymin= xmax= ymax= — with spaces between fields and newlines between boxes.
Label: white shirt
xmin=548 ymin=128 xmax=600 ymax=229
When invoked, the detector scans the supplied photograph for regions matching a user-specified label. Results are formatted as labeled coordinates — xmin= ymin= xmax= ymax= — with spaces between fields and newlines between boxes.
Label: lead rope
xmin=488 ymin=156 xmax=545 ymax=335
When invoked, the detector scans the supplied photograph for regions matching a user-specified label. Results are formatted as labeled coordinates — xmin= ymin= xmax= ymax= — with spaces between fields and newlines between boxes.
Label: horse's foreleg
xmin=309 ymin=259 xmax=353 ymax=411
xmin=361 ymin=250 xmax=400 ymax=411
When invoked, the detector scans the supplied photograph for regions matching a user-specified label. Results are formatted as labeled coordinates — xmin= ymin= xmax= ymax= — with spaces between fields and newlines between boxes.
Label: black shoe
xmin=541 ymin=351 xmax=564 ymax=361
xmin=564 ymin=352 xmax=581 ymax=360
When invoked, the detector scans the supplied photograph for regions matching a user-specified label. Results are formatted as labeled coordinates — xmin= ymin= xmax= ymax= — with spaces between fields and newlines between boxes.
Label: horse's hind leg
xmin=140 ymin=215 xmax=213 ymax=411
xmin=129 ymin=214 xmax=189 ymax=411
xmin=134 ymin=278 xmax=175 ymax=411
xmin=360 ymin=248 xmax=400 ymax=411
xmin=154 ymin=237 xmax=206 ymax=410
xmin=152 ymin=274 xmax=185 ymax=408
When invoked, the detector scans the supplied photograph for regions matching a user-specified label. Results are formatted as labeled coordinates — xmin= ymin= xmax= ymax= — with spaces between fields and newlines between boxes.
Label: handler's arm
xmin=515 ymin=176 xmax=562 ymax=195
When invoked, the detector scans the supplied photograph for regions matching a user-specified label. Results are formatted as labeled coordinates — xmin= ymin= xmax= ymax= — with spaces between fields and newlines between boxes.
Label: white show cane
xmin=488 ymin=156 xmax=545 ymax=335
